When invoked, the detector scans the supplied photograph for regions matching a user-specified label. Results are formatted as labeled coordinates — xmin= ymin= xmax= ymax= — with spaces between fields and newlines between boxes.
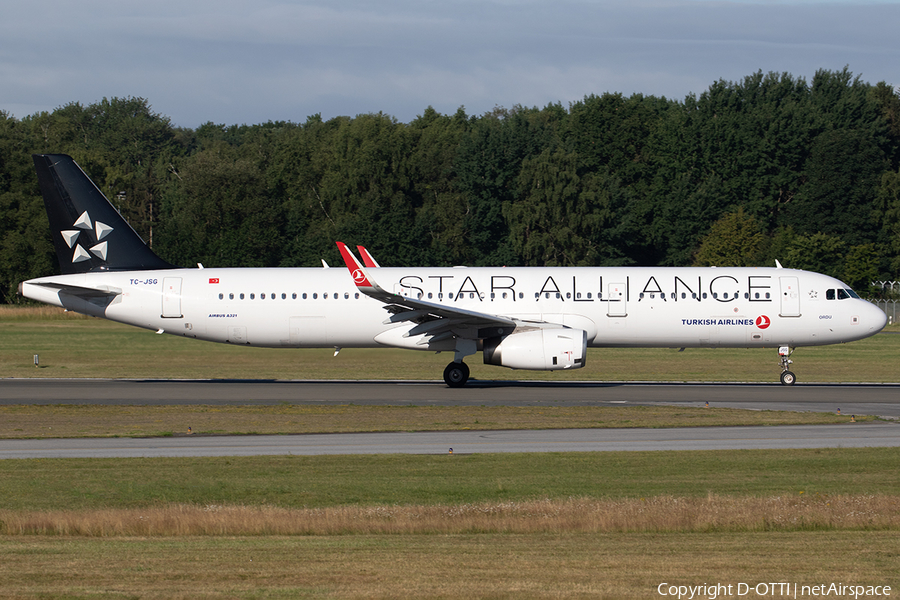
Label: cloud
xmin=2 ymin=0 xmax=898 ymax=127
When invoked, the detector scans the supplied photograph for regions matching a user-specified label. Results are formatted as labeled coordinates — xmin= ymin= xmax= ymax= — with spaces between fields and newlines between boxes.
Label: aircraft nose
xmin=864 ymin=301 xmax=888 ymax=333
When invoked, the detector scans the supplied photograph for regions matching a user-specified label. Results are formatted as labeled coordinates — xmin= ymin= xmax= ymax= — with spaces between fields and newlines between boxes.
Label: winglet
xmin=336 ymin=242 xmax=375 ymax=288
xmin=357 ymin=245 xmax=381 ymax=268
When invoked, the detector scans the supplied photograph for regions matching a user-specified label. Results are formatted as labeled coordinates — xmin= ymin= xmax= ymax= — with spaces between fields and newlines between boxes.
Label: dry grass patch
xmin=2 ymin=494 xmax=898 ymax=537
xmin=0 ymin=531 xmax=896 ymax=599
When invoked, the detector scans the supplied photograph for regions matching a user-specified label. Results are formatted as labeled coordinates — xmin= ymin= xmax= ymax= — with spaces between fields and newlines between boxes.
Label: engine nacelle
xmin=483 ymin=328 xmax=587 ymax=371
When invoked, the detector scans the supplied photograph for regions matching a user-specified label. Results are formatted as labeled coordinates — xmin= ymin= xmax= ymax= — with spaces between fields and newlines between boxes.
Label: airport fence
xmin=868 ymin=299 xmax=898 ymax=325
xmin=870 ymin=282 xmax=899 ymax=325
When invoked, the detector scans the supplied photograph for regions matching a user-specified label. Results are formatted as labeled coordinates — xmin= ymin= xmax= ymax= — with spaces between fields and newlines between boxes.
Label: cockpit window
xmin=828 ymin=288 xmax=859 ymax=300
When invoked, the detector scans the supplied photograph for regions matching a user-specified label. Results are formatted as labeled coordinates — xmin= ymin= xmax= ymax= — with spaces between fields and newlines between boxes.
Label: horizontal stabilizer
xmin=30 ymin=281 xmax=122 ymax=299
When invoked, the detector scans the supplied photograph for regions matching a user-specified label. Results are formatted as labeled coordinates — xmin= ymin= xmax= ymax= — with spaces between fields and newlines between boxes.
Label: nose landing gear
xmin=778 ymin=346 xmax=796 ymax=386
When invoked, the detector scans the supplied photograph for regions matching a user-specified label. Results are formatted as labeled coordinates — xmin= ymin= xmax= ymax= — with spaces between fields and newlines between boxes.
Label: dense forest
xmin=2 ymin=68 xmax=899 ymax=304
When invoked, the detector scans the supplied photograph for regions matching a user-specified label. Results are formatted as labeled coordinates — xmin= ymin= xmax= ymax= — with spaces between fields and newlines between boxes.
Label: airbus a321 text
xmin=19 ymin=154 xmax=887 ymax=386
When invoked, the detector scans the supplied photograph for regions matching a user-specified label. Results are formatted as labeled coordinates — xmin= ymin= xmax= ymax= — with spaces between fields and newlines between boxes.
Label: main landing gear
xmin=778 ymin=346 xmax=796 ymax=386
xmin=443 ymin=361 xmax=470 ymax=388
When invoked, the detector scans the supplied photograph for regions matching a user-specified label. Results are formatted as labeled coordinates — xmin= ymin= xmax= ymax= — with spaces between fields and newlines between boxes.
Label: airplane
xmin=19 ymin=154 xmax=888 ymax=387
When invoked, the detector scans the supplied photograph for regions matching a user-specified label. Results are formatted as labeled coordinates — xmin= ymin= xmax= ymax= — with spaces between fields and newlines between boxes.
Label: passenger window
xmin=292 ymin=293 xmax=297 ymax=299
xmin=313 ymin=293 xmax=318 ymax=299
xmin=240 ymin=293 xmax=245 ymax=300
xmin=229 ymin=293 xmax=234 ymax=300
xmin=218 ymin=293 xmax=224 ymax=300
xmin=250 ymin=293 xmax=255 ymax=300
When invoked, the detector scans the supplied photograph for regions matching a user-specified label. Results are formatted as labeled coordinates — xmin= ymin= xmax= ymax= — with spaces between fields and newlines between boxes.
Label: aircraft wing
xmin=336 ymin=242 xmax=518 ymax=343
xmin=356 ymin=245 xmax=381 ymax=268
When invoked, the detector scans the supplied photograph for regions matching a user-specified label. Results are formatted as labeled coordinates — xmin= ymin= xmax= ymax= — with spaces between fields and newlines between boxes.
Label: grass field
xmin=2 ymin=308 xmax=899 ymax=598
xmin=0 ymin=404 xmax=871 ymax=439
xmin=1 ymin=306 xmax=899 ymax=382
xmin=1 ymin=450 xmax=899 ymax=597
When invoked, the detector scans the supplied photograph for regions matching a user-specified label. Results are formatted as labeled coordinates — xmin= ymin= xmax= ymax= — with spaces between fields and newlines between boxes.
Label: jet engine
xmin=483 ymin=328 xmax=587 ymax=370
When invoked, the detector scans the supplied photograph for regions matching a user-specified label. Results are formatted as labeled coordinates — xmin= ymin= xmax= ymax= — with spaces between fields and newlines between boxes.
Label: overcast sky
xmin=2 ymin=0 xmax=898 ymax=128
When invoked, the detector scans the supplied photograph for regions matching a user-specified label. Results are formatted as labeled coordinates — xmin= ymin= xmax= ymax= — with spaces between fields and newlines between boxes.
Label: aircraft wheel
xmin=443 ymin=361 xmax=470 ymax=388
xmin=780 ymin=371 xmax=796 ymax=386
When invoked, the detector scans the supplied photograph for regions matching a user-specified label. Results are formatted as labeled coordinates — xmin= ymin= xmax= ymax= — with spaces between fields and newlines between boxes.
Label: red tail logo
xmin=756 ymin=315 xmax=771 ymax=329
xmin=351 ymin=269 xmax=368 ymax=285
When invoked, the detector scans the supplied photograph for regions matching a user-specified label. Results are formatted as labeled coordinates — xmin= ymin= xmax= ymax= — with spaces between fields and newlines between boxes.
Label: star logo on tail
xmin=60 ymin=211 xmax=114 ymax=264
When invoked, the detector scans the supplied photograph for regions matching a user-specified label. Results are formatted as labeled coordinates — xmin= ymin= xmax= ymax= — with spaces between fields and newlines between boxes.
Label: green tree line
xmin=2 ymin=68 xmax=899 ymax=303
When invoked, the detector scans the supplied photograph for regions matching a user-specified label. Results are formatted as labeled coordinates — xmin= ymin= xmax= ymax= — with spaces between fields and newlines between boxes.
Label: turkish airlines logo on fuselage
xmin=756 ymin=315 xmax=771 ymax=329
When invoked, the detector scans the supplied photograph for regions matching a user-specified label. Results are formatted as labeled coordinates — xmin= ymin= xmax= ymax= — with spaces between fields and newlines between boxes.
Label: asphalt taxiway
xmin=1 ymin=423 xmax=898 ymax=459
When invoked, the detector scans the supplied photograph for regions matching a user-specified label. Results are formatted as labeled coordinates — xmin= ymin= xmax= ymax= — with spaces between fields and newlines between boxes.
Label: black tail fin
xmin=33 ymin=154 xmax=176 ymax=274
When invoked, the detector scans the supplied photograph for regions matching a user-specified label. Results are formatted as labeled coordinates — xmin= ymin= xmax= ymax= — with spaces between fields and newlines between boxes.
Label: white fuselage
xmin=21 ymin=265 xmax=887 ymax=351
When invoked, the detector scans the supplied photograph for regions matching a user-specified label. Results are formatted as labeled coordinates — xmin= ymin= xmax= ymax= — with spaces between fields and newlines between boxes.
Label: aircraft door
xmin=161 ymin=277 xmax=183 ymax=318
xmin=779 ymin=276 xmax=801 ymax=317
xmin=607 ymin=282 xmax=627 ymax=317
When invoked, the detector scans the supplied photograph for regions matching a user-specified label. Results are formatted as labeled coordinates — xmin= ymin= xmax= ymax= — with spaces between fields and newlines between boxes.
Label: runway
xmin=2 ymin=378 xmax=899 ymax=417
